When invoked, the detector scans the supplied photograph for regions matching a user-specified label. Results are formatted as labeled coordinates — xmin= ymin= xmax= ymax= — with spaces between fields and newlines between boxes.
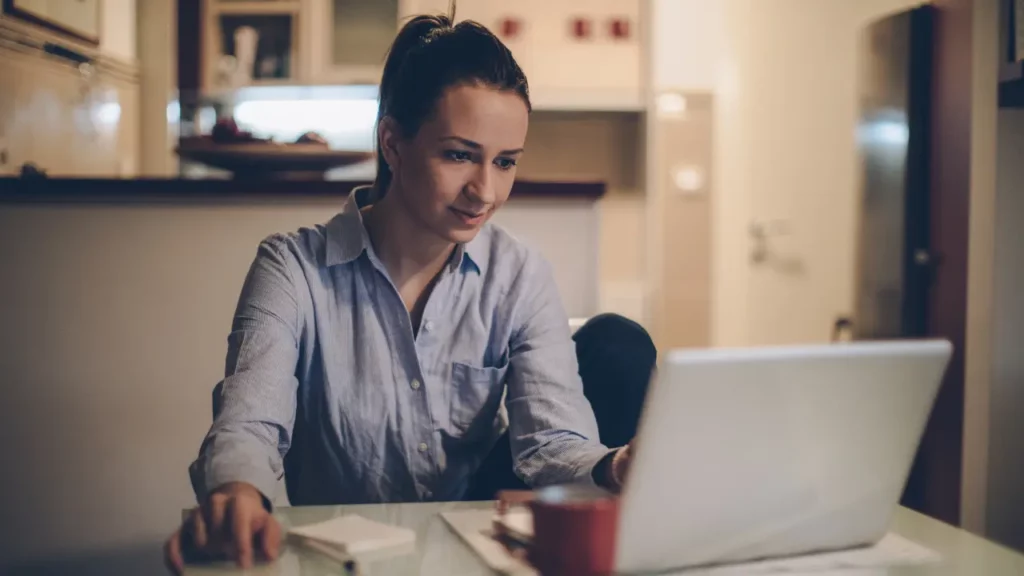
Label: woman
xmin=165 ymin=7 xmax=655 ymax=573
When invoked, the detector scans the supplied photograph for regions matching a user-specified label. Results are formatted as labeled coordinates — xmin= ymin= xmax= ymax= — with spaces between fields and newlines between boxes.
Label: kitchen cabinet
xmin=303 ymin=0 xmax=419 ymax=85
xmin=2 ymin=0 xmax=102 ymax=44
xmin=307 ymin=0 xmax=644 ymax=111
xmin=199 ymin=0 xmax=645 ymax=111
xmin=202 ymin=0 xmax=304 ymax=90
xmin=450 ymin=0 xmax=644 ymax=111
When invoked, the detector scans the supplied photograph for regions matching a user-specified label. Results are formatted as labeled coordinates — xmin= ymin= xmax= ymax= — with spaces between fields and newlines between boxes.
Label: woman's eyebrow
xmin=438 ymin=135 xmax=524 ymax=155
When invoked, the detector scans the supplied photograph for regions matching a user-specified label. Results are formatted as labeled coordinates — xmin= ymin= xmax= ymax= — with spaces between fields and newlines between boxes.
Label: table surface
xmin=182 ymin=502 xmax=1024 ymax=575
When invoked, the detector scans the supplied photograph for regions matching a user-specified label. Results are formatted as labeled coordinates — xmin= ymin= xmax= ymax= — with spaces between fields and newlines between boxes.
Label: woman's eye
xmin=444 ymin=150 xmax=473 ymax=162
xmin=495 ymin=157 xmax=518 ymax=171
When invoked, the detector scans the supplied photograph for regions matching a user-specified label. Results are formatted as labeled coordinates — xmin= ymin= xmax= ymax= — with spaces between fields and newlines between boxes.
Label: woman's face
xmin=381 ymin=83 xmax=529 ymax=245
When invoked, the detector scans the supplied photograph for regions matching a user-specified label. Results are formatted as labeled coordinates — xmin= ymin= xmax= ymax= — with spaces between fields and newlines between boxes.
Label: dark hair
xmin=372 ymin=1 xmax=531 ymax=194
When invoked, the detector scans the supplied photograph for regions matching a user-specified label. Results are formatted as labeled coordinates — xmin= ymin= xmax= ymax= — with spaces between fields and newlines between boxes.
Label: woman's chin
xmin=444 ymin=226 xmax=483 ymax=245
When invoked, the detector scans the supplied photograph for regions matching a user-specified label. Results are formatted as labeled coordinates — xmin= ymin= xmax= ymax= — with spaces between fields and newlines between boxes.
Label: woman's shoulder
xmin=476 ymin=222 xmax=553 ymax=284
xmin=251 ymin=217 xmax=338 ymax=271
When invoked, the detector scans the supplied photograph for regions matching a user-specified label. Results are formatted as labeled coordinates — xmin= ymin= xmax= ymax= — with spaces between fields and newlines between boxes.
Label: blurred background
xmin=0 ymin=0 xmax=1021 ymax=572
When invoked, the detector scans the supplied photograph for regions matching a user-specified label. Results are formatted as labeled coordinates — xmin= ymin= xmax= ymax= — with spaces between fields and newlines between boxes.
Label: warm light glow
xmin=656 ymin=92 xmax=688 ymax=117
xmin=673 ymin=165 xmax=705 ymax=193
xmin=95 ymin=102 xmax=122 ymax=126
xmin=857 ymin=110 xmax=910 ymax=147
xmin=166 ymin=100 xmax=180 ymax=123
xmin=233 ymin=98 xmax=379 ymax=150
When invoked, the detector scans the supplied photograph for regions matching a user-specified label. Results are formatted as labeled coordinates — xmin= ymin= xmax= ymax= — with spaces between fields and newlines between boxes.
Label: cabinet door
xmin=528 ymin=0 xmax=643 ymax=110
xmin=332 ymin=0 xmax=401 ymax=81
xmin=310 ymin=0 xmax=401 ymax=84
xmin=47 ymin=0 xmax=100 ymax=41
xmin=7 ymin=0 xmax=101 ymax=43
xmin=400 ymin=0 xmax=446 ymax=20
xmin=10 ymin=0 xmax=49 ymax=20
xmin=450 ymin=0 xmax=491 ymax=23
xmin=484 ymin=1 xmax=535 ymax=89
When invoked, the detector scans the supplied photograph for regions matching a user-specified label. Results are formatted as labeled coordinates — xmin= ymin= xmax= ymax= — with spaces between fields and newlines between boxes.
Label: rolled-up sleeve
xmin=188 ymin=237 xmax=301 ymax=504
xmin=505 ymin=253 xmax=612 ymax=487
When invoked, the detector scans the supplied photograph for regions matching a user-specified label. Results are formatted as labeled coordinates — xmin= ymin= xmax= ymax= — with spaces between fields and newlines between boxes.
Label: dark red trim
xmin=0 ymin=178 xmax=607 ymax=204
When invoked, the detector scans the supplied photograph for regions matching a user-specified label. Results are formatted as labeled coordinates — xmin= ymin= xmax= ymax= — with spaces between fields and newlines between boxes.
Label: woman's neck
xmin=362 ymin=188 xmax=455 ymax=290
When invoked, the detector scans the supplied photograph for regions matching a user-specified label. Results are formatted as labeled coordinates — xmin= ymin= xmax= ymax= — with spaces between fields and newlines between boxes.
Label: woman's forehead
xmin=423 ymin=84 xmax=529 ymax=148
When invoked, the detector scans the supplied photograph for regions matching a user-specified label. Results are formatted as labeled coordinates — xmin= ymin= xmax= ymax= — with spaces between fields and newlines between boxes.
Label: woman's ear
xmin=377 ymin=116 xmax=402 ymax=173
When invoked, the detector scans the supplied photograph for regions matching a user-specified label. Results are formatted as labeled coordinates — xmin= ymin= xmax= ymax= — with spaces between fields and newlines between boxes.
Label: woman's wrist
xmin=592 ymin=447 xmax=627 ymax=492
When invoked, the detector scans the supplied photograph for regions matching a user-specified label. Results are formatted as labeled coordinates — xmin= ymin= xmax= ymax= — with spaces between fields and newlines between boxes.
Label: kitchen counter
xmin=0 ymin=178 xmax=606 ymax=203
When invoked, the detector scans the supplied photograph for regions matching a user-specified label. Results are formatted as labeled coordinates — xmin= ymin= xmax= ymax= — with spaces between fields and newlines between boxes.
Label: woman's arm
xmin=188 ymin=237 xmax=302 ymax=506
xmin=504 ymin=252 xmax=615 ymax=488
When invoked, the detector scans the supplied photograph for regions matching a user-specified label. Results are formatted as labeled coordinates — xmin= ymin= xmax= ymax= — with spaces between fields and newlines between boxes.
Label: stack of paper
xmin=288 ymin=515 xmax=416 ymax=563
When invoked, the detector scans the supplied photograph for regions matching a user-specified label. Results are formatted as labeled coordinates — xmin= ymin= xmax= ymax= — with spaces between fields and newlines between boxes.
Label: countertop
xmin=0 ymin=178 xmax=606 ymax=204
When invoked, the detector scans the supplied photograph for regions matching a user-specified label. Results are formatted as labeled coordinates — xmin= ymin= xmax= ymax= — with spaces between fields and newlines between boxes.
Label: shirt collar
xmin=324 ymin=186 xmax=488 ymax=274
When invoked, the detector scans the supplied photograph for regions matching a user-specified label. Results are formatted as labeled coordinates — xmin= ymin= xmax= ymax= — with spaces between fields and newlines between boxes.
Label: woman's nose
xmin=465 ymin=166 xmax=495 ymax=205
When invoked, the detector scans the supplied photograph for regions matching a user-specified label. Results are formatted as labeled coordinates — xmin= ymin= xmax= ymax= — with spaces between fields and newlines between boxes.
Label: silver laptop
xmin=615 ymin=339 xmax=952 ymax=573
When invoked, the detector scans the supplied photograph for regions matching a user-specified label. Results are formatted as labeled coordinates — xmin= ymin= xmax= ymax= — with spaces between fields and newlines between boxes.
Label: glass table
xmin=182 ymin=501 xmax=1024 ymax=575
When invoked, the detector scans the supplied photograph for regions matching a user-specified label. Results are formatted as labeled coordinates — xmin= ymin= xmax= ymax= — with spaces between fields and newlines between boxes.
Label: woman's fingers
xmin=227 ymin=495 xmax=255 ymax=568
xmin=260 ymin=514 xmax=283 ymax=561
xmin=164 ymin=529 xmax=185 ymax=575
xmin=189 ymin=508 xmax=208 ymax=549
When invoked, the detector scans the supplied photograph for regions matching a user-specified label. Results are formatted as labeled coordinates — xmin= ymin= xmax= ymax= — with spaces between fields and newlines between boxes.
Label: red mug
xmin=497 ymin=485 xmax=620 ymax=575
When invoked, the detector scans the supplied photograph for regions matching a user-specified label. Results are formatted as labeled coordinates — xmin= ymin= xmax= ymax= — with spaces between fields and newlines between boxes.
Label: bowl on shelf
xmin=175 ymin=136 xmax=373 ymax=180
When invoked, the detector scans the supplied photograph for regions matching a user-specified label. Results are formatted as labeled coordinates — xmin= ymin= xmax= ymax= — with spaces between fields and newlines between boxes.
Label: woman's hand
xmin=608 ymin=441 xmax=634 ymax=492
xmin=164 ymin=482 xmax=282 ymax=574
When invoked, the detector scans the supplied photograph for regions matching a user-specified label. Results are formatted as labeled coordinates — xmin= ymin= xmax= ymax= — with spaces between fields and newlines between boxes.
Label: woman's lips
xmin=449 ymin=206 xmax=487 ymax=226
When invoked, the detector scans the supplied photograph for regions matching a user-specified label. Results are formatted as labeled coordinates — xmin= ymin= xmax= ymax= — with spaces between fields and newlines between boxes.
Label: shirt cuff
xmin=589 ymin=447 xmax=621 ymax=490
xmin=189 ymin=453 xmax=280 ymax=511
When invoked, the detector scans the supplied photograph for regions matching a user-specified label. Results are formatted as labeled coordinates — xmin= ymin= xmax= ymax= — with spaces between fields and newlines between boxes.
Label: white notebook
xmin=288 ymin=514 xmax=416 ymax=555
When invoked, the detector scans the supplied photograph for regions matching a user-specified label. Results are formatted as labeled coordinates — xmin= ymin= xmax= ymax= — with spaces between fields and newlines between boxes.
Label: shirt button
xmin=418 ymin=442 xmax=429 ymax=453
xmin=422 ymin=320 xmax=434 ymax=332
xmin=410 ymin=379 xmax=421 ymax=390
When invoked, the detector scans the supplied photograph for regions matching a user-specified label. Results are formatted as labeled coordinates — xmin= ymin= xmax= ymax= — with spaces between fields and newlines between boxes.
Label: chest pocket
xmin=449 ymin=361 xmax=508 ymax=442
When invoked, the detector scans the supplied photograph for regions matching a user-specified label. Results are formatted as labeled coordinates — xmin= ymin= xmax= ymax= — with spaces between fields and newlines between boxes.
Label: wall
xmin=100 ymin=0 xmax=138 ymax=63
xmin=137 ymin=0 xmax=179 ymax=176
xmin=961 ymin=0 xmax=999 ymax=535
xmin=520 ymin=111 xmax=647 ymax=323
xmin=980 ymin=108 xmax=1024 ymax=549
xmin=711 ymin=0 xmax=928 ymax=347
xmin=652 ymin=0 xmax=721 ymax=91
xmin=0 ymin=201 xmax=339 ymax=572
xmin=642 ymin=0 xmax=721 ymax=349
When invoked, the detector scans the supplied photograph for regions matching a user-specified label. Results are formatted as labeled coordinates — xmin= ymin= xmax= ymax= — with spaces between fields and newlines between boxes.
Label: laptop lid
xmin=615 ymin=339 xmax=951 ymax=573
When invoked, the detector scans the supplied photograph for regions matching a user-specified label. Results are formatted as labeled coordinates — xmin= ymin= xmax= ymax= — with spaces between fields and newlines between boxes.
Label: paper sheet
xmin=287 ymin=514 xmax=416 ymax=555
xmin=441 ymin=509 xmax=941 ymax=576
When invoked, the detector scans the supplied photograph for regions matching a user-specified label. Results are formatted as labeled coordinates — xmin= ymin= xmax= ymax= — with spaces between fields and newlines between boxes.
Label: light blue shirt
xmin=189 ymin=187 xmax=611 ymax=505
